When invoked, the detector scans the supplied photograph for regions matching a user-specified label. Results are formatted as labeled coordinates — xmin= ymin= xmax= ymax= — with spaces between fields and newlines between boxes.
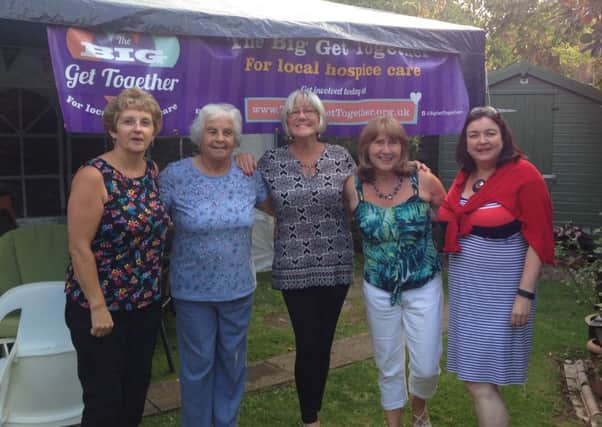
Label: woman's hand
xmin=510 ymin=296 xmax=532 ymax=327
xmin=411 ymin=160 xmax=431 ymax=173
xmin=235 ymin=152 xmax=258 ymax=176
xmin=90 ymin=304 xmax=114 ymax=337
xmin=511 ymin=246 xmax=541 ymax=327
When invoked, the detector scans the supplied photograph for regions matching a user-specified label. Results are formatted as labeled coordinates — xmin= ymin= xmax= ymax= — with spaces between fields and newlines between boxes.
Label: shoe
xmin=412 ymin=408 xmax=432 ymax=427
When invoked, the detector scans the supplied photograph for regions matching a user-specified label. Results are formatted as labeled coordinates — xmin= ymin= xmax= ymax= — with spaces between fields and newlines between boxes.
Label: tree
xmin=332 ymin=0 xmax=602 ymax=87
xmin=556 ymin=0 xmax=602 ymax=57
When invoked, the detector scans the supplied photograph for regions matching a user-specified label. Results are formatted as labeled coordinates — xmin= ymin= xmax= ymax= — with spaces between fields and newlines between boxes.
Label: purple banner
xmin=47 ymin=26 xmax=469 ymax=136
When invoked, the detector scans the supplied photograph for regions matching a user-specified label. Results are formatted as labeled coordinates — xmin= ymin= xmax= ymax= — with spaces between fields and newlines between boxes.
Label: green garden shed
xmin=438 ymin=62 xmax=602 ymax=229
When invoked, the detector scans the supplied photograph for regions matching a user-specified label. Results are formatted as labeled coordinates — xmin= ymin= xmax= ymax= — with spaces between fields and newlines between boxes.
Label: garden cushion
xmin=13 ymin=224 xmax=69 ymax=283
xmin=0 ymin=231 xmax=19 ymax=294
xmin=0 ymin=224 xmax=69 ymax=338
xmin=0 ymin=232 xmax=20 ymax=338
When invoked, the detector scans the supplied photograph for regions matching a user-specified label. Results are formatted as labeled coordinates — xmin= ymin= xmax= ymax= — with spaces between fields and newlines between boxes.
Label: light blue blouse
xmin=159 ymin=157 xmax=268 ymax=302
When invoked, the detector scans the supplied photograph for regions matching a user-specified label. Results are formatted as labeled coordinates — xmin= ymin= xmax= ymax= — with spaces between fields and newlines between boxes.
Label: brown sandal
xmin=412 ymin=408 xmax=432 ymax=427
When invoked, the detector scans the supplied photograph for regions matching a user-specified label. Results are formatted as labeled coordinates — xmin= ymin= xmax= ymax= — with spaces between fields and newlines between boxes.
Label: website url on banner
xmin=245 ymin=98 xmax=417 ymax=125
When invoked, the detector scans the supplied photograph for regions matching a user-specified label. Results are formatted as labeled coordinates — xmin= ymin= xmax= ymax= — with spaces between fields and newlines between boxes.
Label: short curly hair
xmin=189 ymin=103 xmax=242 ymax=147
xmin=102 ymin=88 xmax=162 ymax=136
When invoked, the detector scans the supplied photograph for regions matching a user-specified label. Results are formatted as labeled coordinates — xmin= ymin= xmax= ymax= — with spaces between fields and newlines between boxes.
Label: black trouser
xmin=282 ymin=284 xmax=349 ymax=424
xmin=65 ymin=300 xmax=161 ymax=427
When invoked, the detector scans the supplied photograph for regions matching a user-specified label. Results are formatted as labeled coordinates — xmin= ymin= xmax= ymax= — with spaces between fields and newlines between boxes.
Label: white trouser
xmin=363 ymin=275 xmax=443 ymax=410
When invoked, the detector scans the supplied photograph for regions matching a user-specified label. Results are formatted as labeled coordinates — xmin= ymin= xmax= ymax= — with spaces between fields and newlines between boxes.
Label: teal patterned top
xmin=354 ymin=173 xmax=440 ymax=305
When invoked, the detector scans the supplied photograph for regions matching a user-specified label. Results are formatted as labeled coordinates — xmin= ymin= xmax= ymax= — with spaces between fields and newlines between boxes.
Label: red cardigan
xmin=438 ymin=159 xmax=556 ymax=266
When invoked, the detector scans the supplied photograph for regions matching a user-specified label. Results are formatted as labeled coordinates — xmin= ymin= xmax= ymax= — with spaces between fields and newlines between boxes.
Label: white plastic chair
xmin=0 ymin=281 xmax=82 ymax=427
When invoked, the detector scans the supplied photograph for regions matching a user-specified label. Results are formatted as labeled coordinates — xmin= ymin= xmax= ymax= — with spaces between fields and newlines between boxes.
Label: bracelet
xmin=516 ymin=288 xmax=535 ymax=300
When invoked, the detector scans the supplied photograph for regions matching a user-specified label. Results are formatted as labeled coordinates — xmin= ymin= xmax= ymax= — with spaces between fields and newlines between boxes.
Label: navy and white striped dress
xmin=446 ymin=200 xmax=535 ymax=385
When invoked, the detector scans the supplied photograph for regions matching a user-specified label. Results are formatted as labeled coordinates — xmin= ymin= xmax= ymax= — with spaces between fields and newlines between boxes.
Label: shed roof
xmin=489 ymin=62 xmax=602 ymax=104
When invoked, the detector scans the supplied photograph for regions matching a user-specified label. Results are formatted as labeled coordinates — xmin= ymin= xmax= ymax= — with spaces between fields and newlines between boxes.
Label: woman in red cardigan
xmin=438 ymin=106 xmax=555 ymax=427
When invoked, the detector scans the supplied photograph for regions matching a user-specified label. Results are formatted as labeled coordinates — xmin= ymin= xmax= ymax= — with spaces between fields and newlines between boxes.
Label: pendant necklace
xmin=472 ymin=178 xmax=486 ymax=193
xmin=372 ymin=176 xmax=403 ymax=200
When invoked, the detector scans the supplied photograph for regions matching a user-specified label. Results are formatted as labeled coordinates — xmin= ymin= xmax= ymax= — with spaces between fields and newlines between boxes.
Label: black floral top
xmin=257 ymin=144 xmax=355 ymax=290
xmin=65 ymin=158 xmax=169 ymax=311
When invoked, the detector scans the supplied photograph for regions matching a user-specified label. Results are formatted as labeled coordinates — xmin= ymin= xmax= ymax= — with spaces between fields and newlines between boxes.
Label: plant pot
xmin=585 ymin=314 xmax=602 ymax=343
xmin=588 ymin=338 xmax=602 ymax=355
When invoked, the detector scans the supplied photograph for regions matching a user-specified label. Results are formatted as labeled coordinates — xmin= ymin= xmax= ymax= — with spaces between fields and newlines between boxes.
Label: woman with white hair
xmin=159 ymin=103 xmax=271 ymax=427
xmin=256 ymin=89 xmax=357 ymax=427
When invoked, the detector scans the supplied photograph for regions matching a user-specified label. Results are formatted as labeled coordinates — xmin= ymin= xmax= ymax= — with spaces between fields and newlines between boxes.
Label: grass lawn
xmin=143 ymin=268 xmax=591 ymax=426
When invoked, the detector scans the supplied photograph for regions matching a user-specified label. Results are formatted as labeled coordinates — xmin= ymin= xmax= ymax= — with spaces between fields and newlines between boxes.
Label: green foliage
xmin=554 ymin=222 xmax=602 ymax=305
xmin=556 ymin=0 xmax=602 ymax=57
xmin=408 ymin=135 xmax=421 ymax=160
xmin=331 ymin=0 xmax=602 ymax=87
xmin=551 ymin=42 xmax=593 ymax=79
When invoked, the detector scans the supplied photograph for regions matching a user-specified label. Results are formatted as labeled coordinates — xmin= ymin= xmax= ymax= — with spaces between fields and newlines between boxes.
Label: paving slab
xmin=330 ymin=333 xmax=373 ymax=368
xmin=145 ymin=378 xmax=181 ymax=414
xmin=246 ymin=360 xmax=294 ymax=392
xmin=264 ymin=351 xmax=296 ymax=373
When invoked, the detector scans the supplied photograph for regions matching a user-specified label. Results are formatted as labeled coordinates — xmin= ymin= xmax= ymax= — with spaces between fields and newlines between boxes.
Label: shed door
xmin=489 ymin=91 xmax=555 ymax=181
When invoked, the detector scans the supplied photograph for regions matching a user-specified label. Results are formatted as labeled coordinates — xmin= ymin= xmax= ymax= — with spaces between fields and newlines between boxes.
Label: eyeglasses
xmin=117 ymin=116 xmax=154 ymax=128
xmin=470 ymin=106 xmax=500 ymax=117
xmin=289 ymin=108 xmax=318 ymax=118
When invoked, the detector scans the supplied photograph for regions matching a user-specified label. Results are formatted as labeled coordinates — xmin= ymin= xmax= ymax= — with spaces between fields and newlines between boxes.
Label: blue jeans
xmin=175 ymin=294 xmax=253 ymax=427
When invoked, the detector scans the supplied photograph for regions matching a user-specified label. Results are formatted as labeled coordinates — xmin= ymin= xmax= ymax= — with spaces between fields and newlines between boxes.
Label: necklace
xmin=371 ymin=176 xmax=403 ymax=200
xmin=299 ymin=161 xmax=317 ymax=170
xmin=472 ymin=178 xmax=486 ymax=193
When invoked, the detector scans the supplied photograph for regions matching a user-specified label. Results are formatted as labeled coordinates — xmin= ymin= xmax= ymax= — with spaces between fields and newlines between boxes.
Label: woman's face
xmin=109 ymin=109 xmax=155 ymax=154
xmin=368 ymin=130 xmax=402 ymax=173
xmin=199 ymin=116 xmax=236 ymax=162
xmin=286 ymin=96 xmax=319 ymax=140
xmin=466 ymin=117 xmax=503 ymax=169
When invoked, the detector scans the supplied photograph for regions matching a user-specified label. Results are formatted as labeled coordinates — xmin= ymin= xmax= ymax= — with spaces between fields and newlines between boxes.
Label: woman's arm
xmin=67 ymin=166 xmax=114 ymax=337
xmin=343 ymin=175 xmax=359 ymax=216
xmin=418 ymin=170 xmax=447 ymax=213
xmin=511 ymin=246 xmax=542 ymax=327
xmin=255 ymin=196 xmax=274 ymax=216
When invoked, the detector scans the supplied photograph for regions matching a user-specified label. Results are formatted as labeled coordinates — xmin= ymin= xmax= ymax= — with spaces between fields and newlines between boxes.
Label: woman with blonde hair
xmin=238 ymin=89 xmax=356 ymax=426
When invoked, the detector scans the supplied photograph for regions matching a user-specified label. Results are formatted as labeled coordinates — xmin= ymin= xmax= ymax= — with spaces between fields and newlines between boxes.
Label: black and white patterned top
xmin=257 ymin=143 xmax=356 ymax=290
